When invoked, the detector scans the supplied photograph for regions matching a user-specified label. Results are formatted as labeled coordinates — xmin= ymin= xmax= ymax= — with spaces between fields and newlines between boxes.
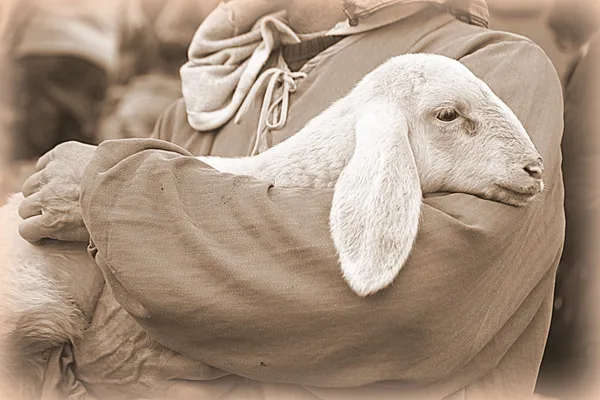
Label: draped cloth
xmin=180 ymin=0 xmax=489 ymax=154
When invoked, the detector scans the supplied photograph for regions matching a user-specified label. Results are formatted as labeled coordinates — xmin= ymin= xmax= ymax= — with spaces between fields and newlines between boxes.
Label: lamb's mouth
xmin=491 ymin=184 xmax=542 ymax=206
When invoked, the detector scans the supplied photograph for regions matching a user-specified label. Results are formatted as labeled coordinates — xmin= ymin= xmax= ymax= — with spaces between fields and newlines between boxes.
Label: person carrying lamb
xmin=14 ymin=0 xmax=566 ymax=399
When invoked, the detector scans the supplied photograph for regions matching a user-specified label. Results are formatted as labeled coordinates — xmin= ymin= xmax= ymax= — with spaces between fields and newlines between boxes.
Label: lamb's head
xmin=359 ymin=53 xmax=544 ymax=207
xmin=332 ymin=54 xmax=545 ymax=297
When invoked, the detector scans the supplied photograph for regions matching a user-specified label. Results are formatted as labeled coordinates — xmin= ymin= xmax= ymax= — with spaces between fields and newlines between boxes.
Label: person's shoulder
xmin=445 ymin=20 xmax=555 ymax=66
xmin=472 ymin=25 xmax=557 ymax=69
xmin=445 ymin=21 xmax=562 ymax=93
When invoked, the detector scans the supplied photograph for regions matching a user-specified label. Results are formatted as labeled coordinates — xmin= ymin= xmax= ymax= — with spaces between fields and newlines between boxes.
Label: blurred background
xmin=0 ymin=1 xmax=598 ymax=399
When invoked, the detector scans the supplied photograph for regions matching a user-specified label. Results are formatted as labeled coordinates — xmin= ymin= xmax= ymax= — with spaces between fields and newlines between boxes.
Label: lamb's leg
xmin=0 ymin=193 xmax=105 ymax=399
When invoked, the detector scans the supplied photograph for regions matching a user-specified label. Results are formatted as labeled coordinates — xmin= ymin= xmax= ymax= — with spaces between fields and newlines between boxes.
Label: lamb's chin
xmin=483 ymin=185 xmax=540 ymax=207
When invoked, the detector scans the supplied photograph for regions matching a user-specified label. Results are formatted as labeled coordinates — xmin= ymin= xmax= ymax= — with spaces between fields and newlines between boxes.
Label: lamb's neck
xmin=200 ymin=100 xmax=357 ymax=188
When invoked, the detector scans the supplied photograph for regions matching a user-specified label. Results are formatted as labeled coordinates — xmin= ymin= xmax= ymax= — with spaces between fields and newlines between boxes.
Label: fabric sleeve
xmin=80 ymin=40 xmax=565 ymax=389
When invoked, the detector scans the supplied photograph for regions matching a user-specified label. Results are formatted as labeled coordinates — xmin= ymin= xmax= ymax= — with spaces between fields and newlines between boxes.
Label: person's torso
xmin=74 ymin=7 xmax=551 ymax=400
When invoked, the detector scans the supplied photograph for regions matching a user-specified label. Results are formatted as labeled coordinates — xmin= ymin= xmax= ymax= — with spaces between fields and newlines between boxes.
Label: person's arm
xmin=80 ymin=40 xmax=564 ymax=389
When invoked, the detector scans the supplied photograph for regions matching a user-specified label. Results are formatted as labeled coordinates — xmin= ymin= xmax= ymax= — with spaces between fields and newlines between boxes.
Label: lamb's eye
xmin=436 ymin=109 xmax=460 ymax=122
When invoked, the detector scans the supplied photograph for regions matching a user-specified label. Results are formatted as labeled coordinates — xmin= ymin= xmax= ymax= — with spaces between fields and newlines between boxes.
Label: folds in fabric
xmin=180 ymin=2 xmax=300 ymax=132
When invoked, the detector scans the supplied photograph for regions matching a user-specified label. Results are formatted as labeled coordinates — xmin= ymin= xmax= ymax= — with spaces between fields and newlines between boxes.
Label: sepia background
xmin=0 ymin=0 xmax=598 ymax=399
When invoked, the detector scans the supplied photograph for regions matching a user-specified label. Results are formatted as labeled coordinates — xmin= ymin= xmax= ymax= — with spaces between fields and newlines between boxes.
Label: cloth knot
xmin=235 ymin=65 xmax=307 ymax=156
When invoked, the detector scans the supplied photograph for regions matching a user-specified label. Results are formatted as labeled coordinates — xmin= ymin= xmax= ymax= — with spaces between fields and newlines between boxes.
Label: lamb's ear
xmin=330 ymin=101 xmax=422 ymax=297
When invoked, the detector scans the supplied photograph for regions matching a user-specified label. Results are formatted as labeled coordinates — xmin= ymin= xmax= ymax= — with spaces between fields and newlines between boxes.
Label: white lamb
xmin=0 ymin=54 xmax=544 ymax=398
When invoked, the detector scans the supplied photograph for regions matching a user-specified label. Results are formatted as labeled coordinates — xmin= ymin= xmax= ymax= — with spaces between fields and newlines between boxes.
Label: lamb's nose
xmin=523 ymin=160 xmax=543 ymax=179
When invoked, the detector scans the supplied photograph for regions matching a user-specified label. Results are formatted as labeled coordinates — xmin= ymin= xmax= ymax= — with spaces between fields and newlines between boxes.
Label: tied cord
xmin=235 ymin=60 xmax=307 ymax=156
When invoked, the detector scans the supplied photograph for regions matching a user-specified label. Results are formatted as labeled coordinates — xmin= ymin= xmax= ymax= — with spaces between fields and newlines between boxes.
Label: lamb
xmin=0 ymin=53 xmax=544 ymax=398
